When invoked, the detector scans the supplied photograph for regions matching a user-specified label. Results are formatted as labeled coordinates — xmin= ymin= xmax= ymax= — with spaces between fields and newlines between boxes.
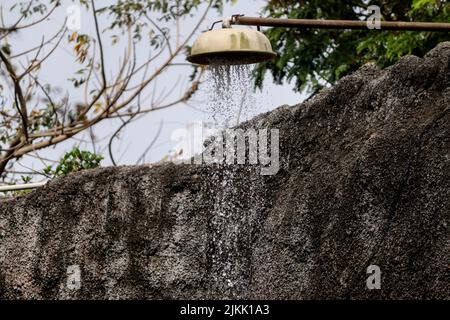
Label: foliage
xmin=44 ymin=148 xmax=103 ymax=178
xmin=98 ymin=0 xmax=227 ymax=34
xmin=0 ymin=147 xmax=102 ymax=198
xmin=255 ymin=0 xmax=450 ymax=93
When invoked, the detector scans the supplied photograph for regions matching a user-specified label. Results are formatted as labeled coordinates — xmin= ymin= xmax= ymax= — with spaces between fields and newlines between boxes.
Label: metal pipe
xmin=232 ymin=16 xmax=450 ymax=32
xmin=0 ymin=181 xmax=47 ymax=192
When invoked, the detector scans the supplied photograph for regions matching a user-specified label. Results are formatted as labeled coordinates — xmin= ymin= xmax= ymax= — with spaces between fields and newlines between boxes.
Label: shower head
xmin=187 ymin=28 xmax=276 ymax=66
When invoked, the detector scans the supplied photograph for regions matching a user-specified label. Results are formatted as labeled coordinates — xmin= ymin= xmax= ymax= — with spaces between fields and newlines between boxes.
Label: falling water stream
xmin=202 ymin=64 xmax=260 ymax=298
xmin=204 ymin=64 xmax=258 ymax=127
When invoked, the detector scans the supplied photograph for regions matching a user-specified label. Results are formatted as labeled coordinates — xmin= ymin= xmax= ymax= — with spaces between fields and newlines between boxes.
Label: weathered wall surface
xmin=1 ymin=43 xmax=450 ymax=300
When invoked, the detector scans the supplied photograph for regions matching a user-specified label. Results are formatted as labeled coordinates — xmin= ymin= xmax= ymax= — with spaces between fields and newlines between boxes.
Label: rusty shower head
xmin=187 ymin=28 xmax=276 ymax=66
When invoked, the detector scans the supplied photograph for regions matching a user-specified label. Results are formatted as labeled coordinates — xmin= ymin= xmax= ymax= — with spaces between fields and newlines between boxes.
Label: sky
xmin=2 ymin=0 xmax=306 ymax=180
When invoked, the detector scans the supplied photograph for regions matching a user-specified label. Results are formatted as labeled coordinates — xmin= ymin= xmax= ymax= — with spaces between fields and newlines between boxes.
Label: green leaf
xmin=44 ymin=148 xmax=103 ymax=178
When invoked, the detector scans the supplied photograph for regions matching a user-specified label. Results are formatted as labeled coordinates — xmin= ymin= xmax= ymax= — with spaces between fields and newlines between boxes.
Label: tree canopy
xmin=255 ymin=0 xmax=450 ymax=93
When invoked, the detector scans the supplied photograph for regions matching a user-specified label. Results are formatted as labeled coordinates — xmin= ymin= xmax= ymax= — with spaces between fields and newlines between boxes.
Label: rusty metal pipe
xmin=232 ymin=16 xmax=450 ymax=32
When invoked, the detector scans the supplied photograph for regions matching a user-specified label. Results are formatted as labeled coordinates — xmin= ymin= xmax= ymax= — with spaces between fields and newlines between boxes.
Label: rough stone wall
xmin=1 ymin=43 xmax=450 ymax=300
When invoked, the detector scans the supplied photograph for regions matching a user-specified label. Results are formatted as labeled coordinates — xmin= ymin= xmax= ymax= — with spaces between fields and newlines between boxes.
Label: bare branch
xmin=0 ymin=50 xmax=29 ymax=141
xmin=91 ymin=0 xmax=107 ymax=99
xmin=136 ymin=120 xmax=164 ymax=165
xmin=9 ymin=21 xmax=66 ymax=60
xmin=0 ymin=1 xmax=59 ymax=39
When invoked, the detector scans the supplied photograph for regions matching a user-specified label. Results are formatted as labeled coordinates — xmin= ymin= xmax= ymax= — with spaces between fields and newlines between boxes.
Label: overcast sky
xmin=5 ymin=0 xmax=306 ymax=178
